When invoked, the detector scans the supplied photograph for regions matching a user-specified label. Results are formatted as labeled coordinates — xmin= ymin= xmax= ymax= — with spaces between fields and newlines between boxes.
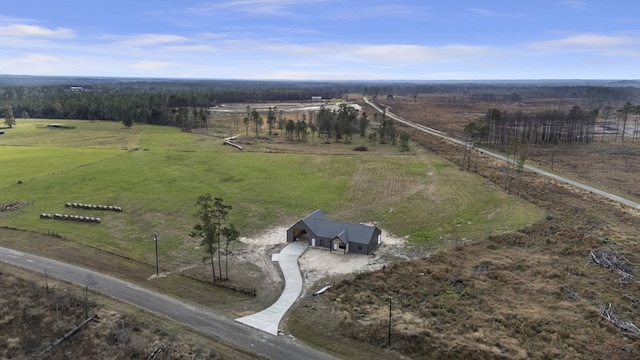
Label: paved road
xmin=236 ymin=241 xmax=308 ymax=335
xmin=0 ymin=247 xmax=336 ymax=360
xmin=363 ymin=97 xmax=640 ymax=210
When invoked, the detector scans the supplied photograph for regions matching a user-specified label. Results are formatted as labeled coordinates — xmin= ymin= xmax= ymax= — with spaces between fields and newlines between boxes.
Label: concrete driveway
xmin=235 ymin=241 xmax=308 ymax=335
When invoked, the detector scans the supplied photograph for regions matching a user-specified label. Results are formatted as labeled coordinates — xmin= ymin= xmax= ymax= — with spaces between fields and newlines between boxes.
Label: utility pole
xmin=388 ymin=296 xmax=392 ymax=348
xmin=154 ymin=232 xmax=159 ymax=276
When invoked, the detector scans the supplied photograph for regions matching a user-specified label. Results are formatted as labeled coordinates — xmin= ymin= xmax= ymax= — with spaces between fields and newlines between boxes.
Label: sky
xmin=0 ymin=0 xmax=638 ymax=80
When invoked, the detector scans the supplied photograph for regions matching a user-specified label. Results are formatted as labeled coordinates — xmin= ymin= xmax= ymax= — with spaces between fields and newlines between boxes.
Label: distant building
xmin=311 ymin=96 xmax=323 ymax=102
xmin=69 ymin=86 xmax=84 ymax=91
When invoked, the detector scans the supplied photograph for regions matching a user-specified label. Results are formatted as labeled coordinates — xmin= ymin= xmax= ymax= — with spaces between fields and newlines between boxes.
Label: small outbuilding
xmin=287 ymin=209 xmax=381 ymax=255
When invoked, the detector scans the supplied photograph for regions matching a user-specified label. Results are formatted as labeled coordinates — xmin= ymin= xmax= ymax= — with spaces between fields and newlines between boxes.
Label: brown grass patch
xmin=289 ymin=94 xmax=640 ymax=359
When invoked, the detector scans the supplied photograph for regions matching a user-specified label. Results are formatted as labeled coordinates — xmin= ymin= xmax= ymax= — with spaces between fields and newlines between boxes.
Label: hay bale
xmin=65 ymin=203 xmax=71 ymax=208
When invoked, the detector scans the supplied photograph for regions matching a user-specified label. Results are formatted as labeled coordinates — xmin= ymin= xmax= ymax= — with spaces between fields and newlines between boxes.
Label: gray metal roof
xmin=300 ymin=209 xmax=377 ymax=245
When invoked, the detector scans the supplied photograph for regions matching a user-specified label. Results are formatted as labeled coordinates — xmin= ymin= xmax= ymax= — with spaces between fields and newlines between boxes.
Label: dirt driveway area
xmin=238 ymin=226 xmax=413 ymax=296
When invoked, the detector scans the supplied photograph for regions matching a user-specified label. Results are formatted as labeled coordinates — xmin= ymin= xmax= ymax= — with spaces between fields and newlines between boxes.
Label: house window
xmin=358 ymin=245 xmax=363 ymax=250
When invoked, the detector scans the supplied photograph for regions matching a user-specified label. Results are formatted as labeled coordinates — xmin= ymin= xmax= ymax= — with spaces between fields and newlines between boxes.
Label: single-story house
xmin=287 ymin=209 xmax=381 ymax=255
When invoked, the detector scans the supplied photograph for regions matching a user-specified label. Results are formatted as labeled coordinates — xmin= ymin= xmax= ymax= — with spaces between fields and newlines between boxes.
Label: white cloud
xmin=106 ymin=33 xmax=190 ymax=47
xmin=162 ymin=44 xmax=219 ymax=53
xmin=255 ymin=41 xmax=497 ymax=65
xmin=529 ymin=33 xmax=636 ymax=52
xmin=347 ymin=44 xmax=497 ymax=63
xmin=0 ymin=53 xmax=87 ymax=75
xmin=190 ymin=0 xmax=321 ymax=16
xmin=0 ymin=24 xmax=75 ymax=38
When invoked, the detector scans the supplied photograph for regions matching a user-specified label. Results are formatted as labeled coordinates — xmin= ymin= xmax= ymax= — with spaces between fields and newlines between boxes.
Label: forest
xmin=2 ymin=76 xmax=640 ymax=131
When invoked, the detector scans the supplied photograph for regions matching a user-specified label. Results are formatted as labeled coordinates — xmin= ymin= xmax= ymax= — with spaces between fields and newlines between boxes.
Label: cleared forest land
xmin=286 ymin=95 xmax=640 ymax=359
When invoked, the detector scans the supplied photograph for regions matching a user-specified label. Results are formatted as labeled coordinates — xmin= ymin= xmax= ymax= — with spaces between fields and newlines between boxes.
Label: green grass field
xmin=0 ymin=119 xmax=544 ymax=271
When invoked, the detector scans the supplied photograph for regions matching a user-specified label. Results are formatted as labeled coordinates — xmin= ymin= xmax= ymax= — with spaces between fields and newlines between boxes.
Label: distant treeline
xmin=1 ymin=77 xmax=640 ymax=127
xmin=0 ymin=80 xmax=348 ymax=126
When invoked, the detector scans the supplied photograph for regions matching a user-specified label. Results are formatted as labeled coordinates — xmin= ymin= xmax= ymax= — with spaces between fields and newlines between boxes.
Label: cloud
xmin=339 ymin=4 xmax=430 ymax=20
xmin=349 ymin=44 xmax=496 ymax=63
xmin=190 ymin=0 xmax=320 ymax=16
xmin=162 ymin=44 xmax=219 ymax=53
xmin=106 ymin=33 xmax=190 ymax=47
xmin=0 ymin=24 xmax=75 ymax=38
xmin=529 ymin=33 xmax=636 ymax=52
xmin=269 ymin=42 xmax=498 ymax=64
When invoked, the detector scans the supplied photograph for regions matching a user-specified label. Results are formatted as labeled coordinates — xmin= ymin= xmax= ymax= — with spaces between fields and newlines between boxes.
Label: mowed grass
xmin=0 ymin=146 xmax=122 ymax=188
xmin=1 ymin=119 xmax=544 ymax=272
xmin=0 ymin=119 xmax=143 ymax=149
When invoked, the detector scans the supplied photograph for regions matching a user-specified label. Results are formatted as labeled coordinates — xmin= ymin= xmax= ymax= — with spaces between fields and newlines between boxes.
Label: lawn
xmin=1 ymin=119 xmax=544 ymax=274
xmin=0 ymin=146 xmax=122 ymax=188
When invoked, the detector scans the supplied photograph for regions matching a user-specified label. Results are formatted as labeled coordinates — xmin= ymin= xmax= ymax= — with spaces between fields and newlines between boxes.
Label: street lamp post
xmin=154 ymin=232 xmax=159 ymax=276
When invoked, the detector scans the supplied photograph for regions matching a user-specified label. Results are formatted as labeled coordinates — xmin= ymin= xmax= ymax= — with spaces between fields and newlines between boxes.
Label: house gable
xmin=287 ymin=209 xmax=380 ymax=254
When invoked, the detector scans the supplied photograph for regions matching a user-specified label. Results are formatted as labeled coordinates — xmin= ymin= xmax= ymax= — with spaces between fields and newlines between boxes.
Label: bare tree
xmin=601 ymin=105 xmax=613 ymax=143
xmin=618 ymin=102 xmax=634 ymax=142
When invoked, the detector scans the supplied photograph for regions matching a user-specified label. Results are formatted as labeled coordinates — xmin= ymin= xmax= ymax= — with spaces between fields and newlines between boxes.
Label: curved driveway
xmin=363 ymin=97 xmax=640 ymax=210
xmin=236 ymin=241 xmax=308 ymax=335
xmin=0 ymin=246 xmax=334 ymax=360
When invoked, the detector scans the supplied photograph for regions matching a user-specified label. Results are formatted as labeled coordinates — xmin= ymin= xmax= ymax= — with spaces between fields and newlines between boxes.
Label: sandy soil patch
xmin=238 ymin=226 xmax=415 ymax=295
